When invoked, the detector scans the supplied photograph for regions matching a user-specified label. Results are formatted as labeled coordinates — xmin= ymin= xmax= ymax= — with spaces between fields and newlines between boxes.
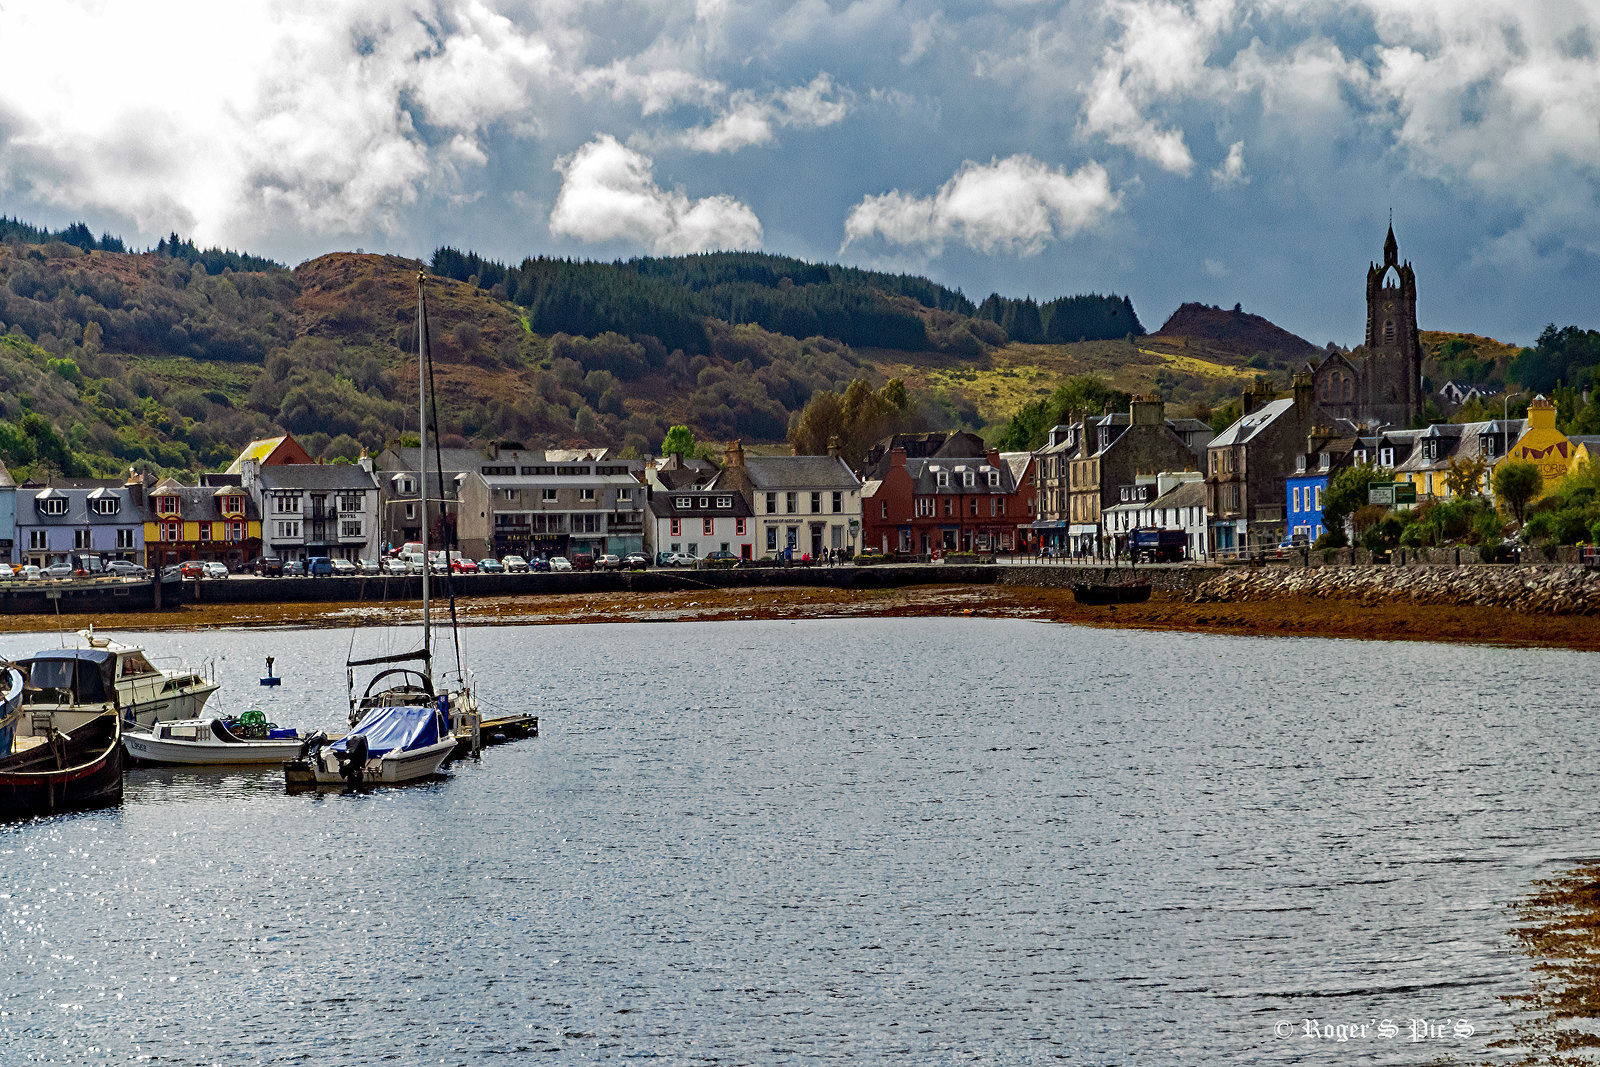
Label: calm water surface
xmin=1 ymin=618 xmax=1596 ymax=1064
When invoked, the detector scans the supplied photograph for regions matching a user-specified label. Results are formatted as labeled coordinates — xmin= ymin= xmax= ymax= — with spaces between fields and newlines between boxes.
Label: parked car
xmin=306 ymin=556 xmax=333 ymax=577
xmin=202 ymin=561 xmax=229 ymax=580
xmin=179 ymin=560 xmax=205 ymax=580
xmin=595 ymin=553 xmax=622 ymax=571
xmin=702 ymin=550 xmax=740 ymax=568
xmin=329 ymin=558 xmax=357 ymax=576
xmin=17 ymin=564 xmax=42 ymax=581
xmin=381 ymin=556 xmax=409 ymax=575
xmin=549 ymin=556 xmax=573 ymax=572
xmin=624 ymin=553 xmax=649 ymax=570
xmin=570 ymin=553 xmax=595 ymax=571
xmin=358 ymin=558 xmax=381 ymax=575
xmin=106 ymin=560 xmax=149 ymax=579
xmin=477 ymin=558 xmax=505 ymax=574
xmin=246 ymin=555 xmax=285 ymax=576
xmin=501 ymin=554 xmax=529 ymax=573
xmin=284 ymin=559 xmax=306 ymax=577
xmin=530 ymin=556 xmax=551 ymax=572
xmin=450 ymin=558 xmax=478 ymax=574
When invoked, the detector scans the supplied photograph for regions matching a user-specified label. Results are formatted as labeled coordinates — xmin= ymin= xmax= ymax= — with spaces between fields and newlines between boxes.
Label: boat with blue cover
xmin=283 ymin=703 xmax=455 ymax=790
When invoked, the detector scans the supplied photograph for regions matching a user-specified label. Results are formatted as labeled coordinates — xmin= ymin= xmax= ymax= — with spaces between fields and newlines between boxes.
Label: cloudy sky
xmin=3 ymin=0 xmax=1598 ymax=347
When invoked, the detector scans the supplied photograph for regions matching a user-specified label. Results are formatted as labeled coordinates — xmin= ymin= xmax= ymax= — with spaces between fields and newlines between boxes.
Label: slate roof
xmin=20 ymin=486 xmax=139 ymax=526
xmin=741 ymin=455 xmax=861 ymax=491
xmin=256 ymin=464 xmax=378 ymax=492
xmin=648 ymin=488 xmax=752 ymax=517
xmin=1209 ymin=398 xmax=1296 ymax=448
xmin=899 ymin=456 xmax=1017 ymax=495
xmin=149 ymin=481 xmax=258 ymax=521
xmin=654 ymin=465 xmax=717 ymax=491
xmin=1151 ymin=479 xmax=1206 ymax=511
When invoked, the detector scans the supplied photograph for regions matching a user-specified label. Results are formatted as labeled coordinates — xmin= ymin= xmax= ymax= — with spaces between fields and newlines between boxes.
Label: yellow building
xmin=1506 ymin=395 xmax=1573 ymax=499
xmin=140 ymin=477 xmax=263 ymax=569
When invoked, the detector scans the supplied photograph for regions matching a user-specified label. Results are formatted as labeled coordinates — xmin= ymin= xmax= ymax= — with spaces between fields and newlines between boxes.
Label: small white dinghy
xmin=123 ymin=714 xmax=308 ymax=766
xmin=283 ymin=704 xmax=454 ymax=791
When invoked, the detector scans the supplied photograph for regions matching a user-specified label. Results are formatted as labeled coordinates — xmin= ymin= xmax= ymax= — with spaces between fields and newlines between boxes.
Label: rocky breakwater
xmin=1194 ymin=565 xmax=1600 ymax=616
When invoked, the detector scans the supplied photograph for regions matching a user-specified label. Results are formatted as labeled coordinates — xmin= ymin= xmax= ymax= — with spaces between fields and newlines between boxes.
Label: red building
xmin=861 ymin=445 xmax=1035 ymax=555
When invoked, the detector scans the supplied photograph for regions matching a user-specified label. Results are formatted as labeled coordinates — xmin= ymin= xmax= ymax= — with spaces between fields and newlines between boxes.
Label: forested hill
xmin=0 ymin=216 xmax=1149 ymax=481
xmin=429 ymin=247 xmax=1143 ymax=356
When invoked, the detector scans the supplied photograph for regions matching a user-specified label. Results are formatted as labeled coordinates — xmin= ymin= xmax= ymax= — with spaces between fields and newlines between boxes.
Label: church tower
xmin=1362 ymin=224 xmax=1422 ymax=426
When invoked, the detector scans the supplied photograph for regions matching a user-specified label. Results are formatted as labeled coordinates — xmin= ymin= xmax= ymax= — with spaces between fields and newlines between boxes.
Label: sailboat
xmin=343 ymin=271 xmax=481 ymax=753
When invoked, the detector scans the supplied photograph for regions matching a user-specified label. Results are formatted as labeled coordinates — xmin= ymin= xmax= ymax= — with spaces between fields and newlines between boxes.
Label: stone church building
xmin=1309 ymin=226 xmax=1423 ymax=428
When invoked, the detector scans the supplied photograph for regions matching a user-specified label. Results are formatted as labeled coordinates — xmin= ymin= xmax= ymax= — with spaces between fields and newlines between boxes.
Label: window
xmin=697 ymin=496 xmax=710 ymax=509
xmin=272 ymin=492 xmax=302 ymax=513
xmin=736 ymin=518 xmax=747 ymax=535
xmin=810 ymin=492 xmax=821 ymax=512
xmin=936 ymin=471 xmax=949 ymax=488
xmin=161 ymin=521 xmax=181 ymax=542
xmin=786 ymin=527 xmax=798 ymax=548
xmin=156 ymin=495 xmax=179 ymax=515
xmin=1293 ymin=487 xmax=1301 ymax=511
xmin=715 ymin=496 xmax=731 ymax=509
xmin=962 ymin=470 xmax=975 ymax=488
xmin=37 ymin=496 xmax=67 ymax=516
xmin=942 ymin=498 xmax=953 ymax=516
xmin=766 ymin=527 xmax=778 ymax=550
xmin=785 ymin=492 xmax=797 ymax=513
xmin=916 ymin=497 xmax=934 ymax=517
xmin=199 ymin=523 xmax=212 ymax=542
xmin=1315 ymin=486 xmax=1323 ymax=509
xmin=342 ymin=520 xmax=363 ymax=538
xmin=74 ymin=529 xmax=90 ymax=549
xmin=677 ymin=497 xmax=691 ymax=509
xmin=968 ymin=498 xmax=978 ymax=515
xmin=276 ymin=520 xmax=301 ymax=539
xmin=400 ymin=478 xmax=415 ymax=495
xmin=338 ymin=493 xmax=364 ymax=512
xmin=617 ymin=489 xmax=631 ymax=502
xmin=91 ymin=496 xmax=119 ymax=515
xmin=227 ymin=521 xmax=244 ymax=541
xmin=115 ymin=529 xmax=134 ymax=549
xmin=832 ymin=491 xmax=842 ymax=513
xmin=670 ymin=518 xmax=681 ymax=536
xmin=580 ymin=489 xmax=596 ymax=501
xmin=703 ymin=518 xmax=714 ymax=535
xmin=1380 ymin=447 xmax=1394 ymax=466
xmin=405 ymin=502 xmax=416 ymax=520
xmin=765 ymin=493 xmax=777 ymax=513
xmin=522 ymin=465 xmax=555 ymax=476
xmin=502 ymin=489 xmax=516 ymax=502
xmin=987 ymin=471 xmax=999 ymax=487
xmin=998 ymin=499 xmax=1006 ymax=515
xmin=481 ymin=465 xmax=515 ymax=476
xmin=880 ymin=501 xmax=888 ymax=518
xmin=29 ymin=530 xmax=46 ymax=550
xmin=990 ymin=498 xmax=997 ymax=516
xmin=541 ymin=488 xmax=558 ymax=502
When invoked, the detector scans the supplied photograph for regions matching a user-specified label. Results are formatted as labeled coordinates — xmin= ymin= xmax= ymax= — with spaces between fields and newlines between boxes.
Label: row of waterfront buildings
xmin=2 ymin=378 xmax=1581 ymax=571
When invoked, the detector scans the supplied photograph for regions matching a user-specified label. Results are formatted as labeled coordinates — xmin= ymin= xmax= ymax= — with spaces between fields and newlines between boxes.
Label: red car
xmin=450 ymin=558 xmax=477 ymax=574
xmin=571 ymin=553 xmax=595 ymax=571
xmin=179 ymin=560 xmax=205 ymax=579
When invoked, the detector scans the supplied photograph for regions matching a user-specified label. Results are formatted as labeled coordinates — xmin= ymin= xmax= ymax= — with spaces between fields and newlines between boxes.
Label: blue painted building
xmin=1285 ymin=472 xmax=1327 ymax=543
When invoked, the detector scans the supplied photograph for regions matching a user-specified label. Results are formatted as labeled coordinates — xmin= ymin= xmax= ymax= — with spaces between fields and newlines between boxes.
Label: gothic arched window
xmin=1342 ymin=375 xmax=1353 ymax=402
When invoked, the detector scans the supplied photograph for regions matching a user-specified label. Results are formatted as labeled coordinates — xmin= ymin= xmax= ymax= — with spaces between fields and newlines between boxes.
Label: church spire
xmin=1383 ymin=218 xmax=1398 ymax=267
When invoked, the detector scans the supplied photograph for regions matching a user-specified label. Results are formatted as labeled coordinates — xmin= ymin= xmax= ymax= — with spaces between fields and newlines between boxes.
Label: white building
xmin=647 ymin=487 xmax=755 ymax=560
xmin=1101 ymin=471 xmax=1208 ymax=561
xmin=714 ymin=442 xmax=863 ymax=559
xmin=244 ymin=457 xmax=381 ymax=563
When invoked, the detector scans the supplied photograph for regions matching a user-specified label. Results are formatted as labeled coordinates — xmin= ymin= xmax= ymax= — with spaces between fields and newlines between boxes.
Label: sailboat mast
xmin=416 ymin=272 xmax=431 ymax=667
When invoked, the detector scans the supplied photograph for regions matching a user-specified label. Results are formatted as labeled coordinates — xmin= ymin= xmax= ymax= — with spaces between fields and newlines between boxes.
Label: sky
xmin=3 ymin=0 xmax=1599 ymax=348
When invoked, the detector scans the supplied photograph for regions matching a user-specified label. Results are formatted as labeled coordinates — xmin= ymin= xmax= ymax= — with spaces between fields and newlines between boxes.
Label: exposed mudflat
xmin=3 ymin=583 xmax=1598 ymax=652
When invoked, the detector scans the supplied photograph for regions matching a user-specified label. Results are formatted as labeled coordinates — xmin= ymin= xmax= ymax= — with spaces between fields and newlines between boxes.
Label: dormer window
xmin=962 ymin=470 xmax=975 ymax=488
xmin=676 ymin=497 xmax=690 ymax=508
xmin=220 ymin=495 xmax=243 ymax=516
xmin=90 ymin=496 xmax=119 ymax=515
xmin=37 ymin=495 xmax=68 ymax=516
xmin=987 ymin=471 xmax=999 ymax=487
xmin=1296 ymin=455 xmax=1307 ymax=473
xmin=716 ymin=496 xmax=732 ymax=508
xmin=1379 ymin=447 xmax=1394 ymax=467
xmin=1318 ymin=453 xmax=1331 ymax=471
xmin=936 ymin=471 xmax=949 ymax=488
xmin=1354 ymin=449 xmax=1368 ymax=465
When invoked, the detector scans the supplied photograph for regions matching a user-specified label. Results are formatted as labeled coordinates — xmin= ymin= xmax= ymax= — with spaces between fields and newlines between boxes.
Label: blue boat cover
xmin=333 ymin=705 xmax=443 ymax=758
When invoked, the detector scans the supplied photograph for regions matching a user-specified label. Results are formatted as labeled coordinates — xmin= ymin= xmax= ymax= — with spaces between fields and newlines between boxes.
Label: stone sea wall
xmin=1193 ymin=564 xmax=1600 ymax=615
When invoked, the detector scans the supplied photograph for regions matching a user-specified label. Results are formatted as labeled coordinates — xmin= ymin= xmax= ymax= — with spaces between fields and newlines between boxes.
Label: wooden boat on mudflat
xmin=0 ymin=714 xmax=124 ymax=819
xmin=1072 ymin=582 xmax=1152 ymax=605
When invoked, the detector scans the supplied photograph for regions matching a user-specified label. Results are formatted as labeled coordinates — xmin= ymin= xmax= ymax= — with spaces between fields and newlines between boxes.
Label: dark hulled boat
xmin=1072 ymin=582 xmax=1153 ymax=605
xmin=0 ymin=714 xmax=124 ymax=820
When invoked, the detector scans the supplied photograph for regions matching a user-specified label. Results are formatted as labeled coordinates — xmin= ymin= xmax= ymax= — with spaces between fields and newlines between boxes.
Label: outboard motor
xmin=298 ymin=732 xmax=329 ymax=760
xmin=338 ymin=733 xmax=369 ymax=792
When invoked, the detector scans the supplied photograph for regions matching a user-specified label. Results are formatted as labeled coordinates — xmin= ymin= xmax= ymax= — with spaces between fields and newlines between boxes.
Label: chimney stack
xmin=725 ymin=440 xmax=745 ymax=468
xmin=1130 ymin=393 xmax=1163 ymax=427
xmin=1293 ymin=371 xmax=1314 ymax=410
xmin=827 ymin=435 xmax=841 ymax=459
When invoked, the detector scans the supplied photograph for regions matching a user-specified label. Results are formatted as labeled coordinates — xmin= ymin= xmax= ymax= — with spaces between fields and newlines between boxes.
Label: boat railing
xmin=147 ymin=655 xmax=216 ymax=683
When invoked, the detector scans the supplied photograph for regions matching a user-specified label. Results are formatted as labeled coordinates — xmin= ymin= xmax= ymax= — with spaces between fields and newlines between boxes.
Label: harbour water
xmin=1 ymin=617 xmax=1597 ymax=1064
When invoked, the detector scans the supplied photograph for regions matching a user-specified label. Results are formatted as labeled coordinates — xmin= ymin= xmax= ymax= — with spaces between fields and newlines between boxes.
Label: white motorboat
xmin=16 ymin=629 xmax=218 ymax=737
xmin=283 ymin=704 xmax=455 ymax=790
xmin=122 ymin=715 xmax=308 ymax=766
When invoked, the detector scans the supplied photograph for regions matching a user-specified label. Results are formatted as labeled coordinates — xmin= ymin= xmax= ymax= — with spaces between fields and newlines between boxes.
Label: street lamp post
xmin=1503 ymin=390 xmax=1524 ymax=426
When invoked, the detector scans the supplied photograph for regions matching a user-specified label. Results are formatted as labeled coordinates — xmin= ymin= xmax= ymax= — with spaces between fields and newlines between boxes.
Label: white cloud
xmin=1211 ymin=140 xmax=1249 ymax=187
xmin=679 ymin=74 xmax=851 ymax=153
xmin=549 ymin=135 xmax=762 ymax=254
xmin=843 ymin=154 xmax=1118 ymax=255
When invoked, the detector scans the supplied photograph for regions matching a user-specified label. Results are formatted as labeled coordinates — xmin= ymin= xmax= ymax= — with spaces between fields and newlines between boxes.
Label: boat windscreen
xmin=23 ymin=655 xmax=114 ymax=703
